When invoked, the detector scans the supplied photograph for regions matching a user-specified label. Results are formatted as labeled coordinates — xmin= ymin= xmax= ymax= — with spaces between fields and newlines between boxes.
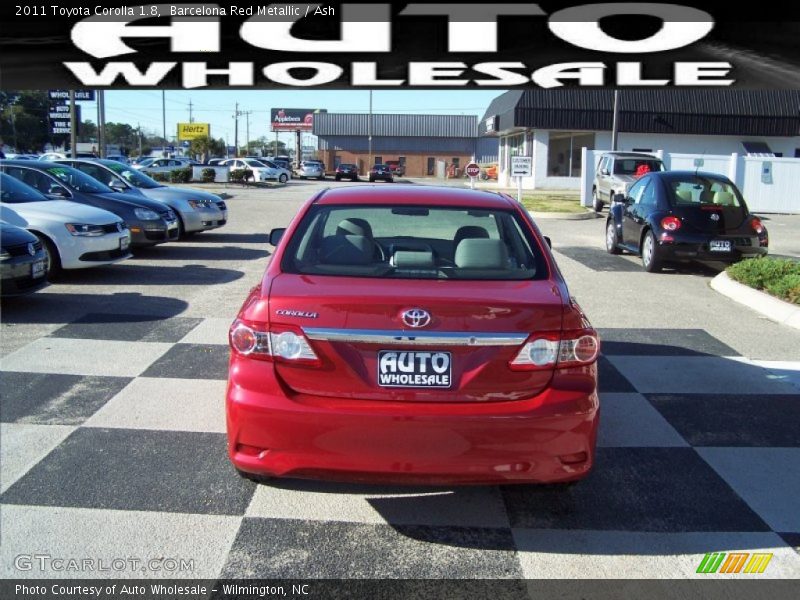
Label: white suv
xmin=593 ymin=152 xmax=665 ymax=212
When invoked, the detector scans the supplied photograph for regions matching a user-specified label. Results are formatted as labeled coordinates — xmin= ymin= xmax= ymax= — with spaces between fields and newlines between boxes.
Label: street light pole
xmin=233 ymin=103 xmax=239 ymax=157
xmin=162 ymin=90 xmax=167 ymax=156
xmin=367 ymin=90 xmax=373 ymax=173
xmin=69 ymin=90 xmax=77 ymax=158
xmin=611 ymin=90 xmax=620 ymax=151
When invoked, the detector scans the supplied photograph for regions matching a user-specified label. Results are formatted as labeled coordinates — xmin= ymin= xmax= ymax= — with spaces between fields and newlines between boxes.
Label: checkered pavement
xmin=1 ymin=316 xmax=799 ymax=580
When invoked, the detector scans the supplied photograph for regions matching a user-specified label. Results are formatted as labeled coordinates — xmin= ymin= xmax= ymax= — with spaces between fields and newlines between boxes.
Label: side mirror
xmin=544 ymin=236 xmax=552 ymax=249
xmin=600 ymin=169 xmax=609 ymax=176
xmin=109 ymin=179 xmax=127 ymax=192
xmin=613 ymin=193 xmax=627 ymax=205
xmin=48 ymin=185 xmax=69 ymax=198
xmin=269 ymin=228 xmax=286 ymax=246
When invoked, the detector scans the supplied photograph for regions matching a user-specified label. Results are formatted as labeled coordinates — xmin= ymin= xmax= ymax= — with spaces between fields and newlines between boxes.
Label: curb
xmin=710 ymin=271 xmax=800 ymax=330
xmin=529 ymin=210 xmax=601 ymax=221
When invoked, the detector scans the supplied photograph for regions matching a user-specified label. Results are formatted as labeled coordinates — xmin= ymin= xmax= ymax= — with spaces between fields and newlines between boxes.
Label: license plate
xmin=120 ymin=236 xmax=130 ymax=251
xmin=710 ymin=240 xmax=732 ymax=252
xmin=31 ymin=260 xmax=46 ymax=278
xmin=378 ymin=350 xmax=452 ymax=388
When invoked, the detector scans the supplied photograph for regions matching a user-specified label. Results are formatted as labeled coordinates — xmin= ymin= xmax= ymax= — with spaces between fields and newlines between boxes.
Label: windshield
xmin=104 ymin=161 xmax=162 ymax=189
xmin=45 ymin=166 xmax=113 ymax=193
xmin=613 ymin=159 xmax=664 ymax=176
xmin=137 ymin=158 xmax=156 ymax=167
xmin=668 ymin=176 xmax=743 ymax=208
xmin=282 ymin=205 xmax=548 ymax=280
xmin=0 ymin=173 xmax=49 ymax=203
xmin=244 ymin=159 xmax=266 ymax=168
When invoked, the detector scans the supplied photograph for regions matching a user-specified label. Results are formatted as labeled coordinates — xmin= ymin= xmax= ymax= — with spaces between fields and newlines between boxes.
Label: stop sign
xmin=465 ymin=163 xmax=481 ymax=178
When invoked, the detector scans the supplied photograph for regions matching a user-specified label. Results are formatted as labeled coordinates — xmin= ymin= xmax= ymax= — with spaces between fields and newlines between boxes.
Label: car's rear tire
xmin=605 ymin=221 xmax=622 ymax=254
xmin=369 ymin=177 xmax=375 ymax=182
xmin=35 ymin=234 xmax=61 ymax=278
xmin=593 ymin=188 xmax=603 ymax=213
xmin=279 ymin=174 xmax=288 ymax=183
xmin=641 ymin=230 xmax=663 ymax=273
xmin=335 ymin=175 xmax=341 ymax=181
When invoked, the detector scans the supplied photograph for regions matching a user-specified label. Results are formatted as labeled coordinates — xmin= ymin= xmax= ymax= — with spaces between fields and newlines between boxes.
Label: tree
xmin=0 ymin=91 xmax=64 ymax=152
xmin=189 ymin=136 xmax=225 ymax=162
xmin=78 ymin=119 xmax=97 ymax=143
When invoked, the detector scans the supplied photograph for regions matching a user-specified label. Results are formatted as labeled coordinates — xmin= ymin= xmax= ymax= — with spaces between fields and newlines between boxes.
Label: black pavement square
xmin=221 ymin=517 xmax=523 ymax=579
xmin=556 ymin=247 xmax=641 ymax=272
xmin=141 ymin=343 xmax=229 ymax=380
xmin=646 ymin=394 xmax=800 ymax=447
xmin=0 ymin=428 xmax=255 ymax=515
xmin=501 ymin=448 xmax=770 ymax=532
xmin=50 ymin=313 xmax=203 ymax=343
xmin=598 ymin=329 xmax=739 ymax=357
xmin=597 ymin=355 xmax=636 ymax=393
xmin=0 ymin=372 xmax=131 ymax=425
xmin=778 ymin=533 xmax=800 ymax=555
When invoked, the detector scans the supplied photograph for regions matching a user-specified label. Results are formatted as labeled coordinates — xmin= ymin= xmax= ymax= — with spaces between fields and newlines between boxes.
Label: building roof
xmin=481 ymin=90 xmax=800 ymax=137
xmin=315 ymin=184 xmax=514 ymax=209
xmin=314 ymin=114 xmax=478 ymax=138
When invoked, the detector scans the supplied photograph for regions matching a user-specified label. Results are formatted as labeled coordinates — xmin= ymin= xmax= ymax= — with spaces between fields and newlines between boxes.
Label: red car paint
xmin=226 ymin=186 xmax=599 ymax=485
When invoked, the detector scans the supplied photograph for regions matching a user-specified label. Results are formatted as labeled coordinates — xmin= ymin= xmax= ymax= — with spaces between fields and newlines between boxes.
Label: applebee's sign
xmin=63 ymin=3 xmax=732 ymax=89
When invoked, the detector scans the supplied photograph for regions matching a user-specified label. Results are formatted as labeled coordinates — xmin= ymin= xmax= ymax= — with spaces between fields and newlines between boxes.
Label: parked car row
xmin=0 ymin=159 xmax=228 ymax=296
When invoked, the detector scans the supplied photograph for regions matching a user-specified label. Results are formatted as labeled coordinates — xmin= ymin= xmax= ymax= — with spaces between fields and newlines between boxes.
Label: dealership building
xmin=313 ymin=114 xmax=495 ymax=177
xmin=481 ymin=89 xmax=800 ymax=189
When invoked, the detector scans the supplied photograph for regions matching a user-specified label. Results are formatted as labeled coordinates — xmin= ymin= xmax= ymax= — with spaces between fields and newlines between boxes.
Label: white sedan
xmin=221 ymin=159 xmax=289 ymax=183
xmin=0 ymin=173 xmax=131 ymax=275
xmin=134 ymin=158 xmax=193 ymax=175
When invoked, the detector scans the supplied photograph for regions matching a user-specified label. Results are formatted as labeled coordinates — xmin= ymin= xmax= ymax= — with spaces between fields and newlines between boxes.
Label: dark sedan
xmin=368 ymin=164 xmax=394 ymax=183
xmin=1 ymin=161 xmax=179 ymax=247
xmin=606 ymin=171 xmax=768 ymax=272
xmin=334 ymin=163 xmax=359 ymax=182
xmin=0 ymin=222 xmax=48 ymax=297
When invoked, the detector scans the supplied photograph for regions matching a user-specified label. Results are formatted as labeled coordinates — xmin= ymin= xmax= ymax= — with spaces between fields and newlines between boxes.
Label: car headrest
xmin=453 ymin=225 xmax=490 ymax=249
xmin=674 ymin=189 xmax=693 ymax=204
xmin=336 ymin=218 xmax=373 ymax=238
xmin=455 ymin=238 xmax=509 ymax=270
xmin=713 ymin=192 xmax=735 ymax=206
xmin=394 ymin=250 xmax=435 ymax=269
xmin=319 ymin=235 xmax=373 ymax=265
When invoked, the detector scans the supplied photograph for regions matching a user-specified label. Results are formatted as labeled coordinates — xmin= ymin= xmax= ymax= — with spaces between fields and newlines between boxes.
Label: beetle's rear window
xmin=281 ymin=205 xmax=548 ymax=280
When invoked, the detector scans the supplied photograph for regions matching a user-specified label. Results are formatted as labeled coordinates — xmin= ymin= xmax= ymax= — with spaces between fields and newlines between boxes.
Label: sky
xmin=86 ymin=89 xmax=505 ymax=148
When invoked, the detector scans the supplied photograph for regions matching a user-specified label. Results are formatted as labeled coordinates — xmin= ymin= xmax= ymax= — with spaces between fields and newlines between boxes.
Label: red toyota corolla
xmin=227 ymin=186 xmax=599 ymax=485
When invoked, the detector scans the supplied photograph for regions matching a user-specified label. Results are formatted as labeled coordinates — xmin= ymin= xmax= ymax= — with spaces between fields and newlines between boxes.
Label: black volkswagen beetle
xmin=605 ymin=171 xmax=768 ymax=272
xmin=0 ymin=222 xmax=48 ymax=297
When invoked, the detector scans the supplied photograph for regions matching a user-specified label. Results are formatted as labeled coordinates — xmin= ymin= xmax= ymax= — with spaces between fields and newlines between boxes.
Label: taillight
xmin=229 ymin=320 xmax=320 ymax=365
xmin=510 ymin=330 xmax=599 ymax=371
xmin=751 ymin=217 xmax=764 ymax=234
xmin=660 ymin=216 xmax=682 ymax=231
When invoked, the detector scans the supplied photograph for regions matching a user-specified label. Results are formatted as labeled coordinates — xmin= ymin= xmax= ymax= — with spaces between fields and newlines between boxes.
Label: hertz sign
xmin=177 ymin=123 xmax=210 ymax=141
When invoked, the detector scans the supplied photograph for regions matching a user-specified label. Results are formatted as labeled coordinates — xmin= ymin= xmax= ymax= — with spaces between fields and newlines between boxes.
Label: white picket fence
xmin=580 ymin=149 xmax=800 ymax=213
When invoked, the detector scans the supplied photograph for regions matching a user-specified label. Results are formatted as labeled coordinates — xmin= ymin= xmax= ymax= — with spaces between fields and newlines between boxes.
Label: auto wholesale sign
xmin=177 ymin=122 xmax=210 ymax=141
xmin=270 ymin=109 xmax=325 ymax=132
xmin=2 ymin=4 xmax=799 ymax=89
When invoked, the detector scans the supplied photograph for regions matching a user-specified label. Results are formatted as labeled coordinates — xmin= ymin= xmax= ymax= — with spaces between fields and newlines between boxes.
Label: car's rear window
xmin=668 ymin=176 xmax=743 ymax=208
xmin=281 ymin=204 xmax=548 ymax=280
xmin=613 ymin=159 xmax=664 ymax=175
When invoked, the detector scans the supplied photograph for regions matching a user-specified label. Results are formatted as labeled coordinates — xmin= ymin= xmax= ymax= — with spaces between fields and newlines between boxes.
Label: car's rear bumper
xmin=659 ymin=234 xmax=767 ymax=262
xmin=227 ymin=359 xmax=599 ymax=485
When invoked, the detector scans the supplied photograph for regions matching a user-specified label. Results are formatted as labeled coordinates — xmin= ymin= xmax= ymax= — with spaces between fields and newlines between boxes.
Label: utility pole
xmin=233 ymin=103 xmax=239 ymax=157
xmin=240 ymin=110 xmax=252 ymax=155
xmin=98 ymin=90 xmax=106 ymax=158
xmin=611 ymin=90 xmax=620 ymax=151
xmin=162 ymin=90 xmax=167 ymax=156
xmin=367 ymin=90 xmax=373 ymax=173
xmin=137 ymin=123 xmax=142 ymax=157
xmin=189 ymin=99 xmax=193 ymax=123
xmin=69 ymin=90 xmax=77 ymax=158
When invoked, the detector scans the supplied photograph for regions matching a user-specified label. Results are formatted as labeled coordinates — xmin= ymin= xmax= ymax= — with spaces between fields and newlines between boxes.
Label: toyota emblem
xmin=27 ymin=243 xmax=35 ymax=256
xmin=710 ymin=213 xmax=720 ymax=221
xmin=401 ymin=308 xmax=431 ymax=329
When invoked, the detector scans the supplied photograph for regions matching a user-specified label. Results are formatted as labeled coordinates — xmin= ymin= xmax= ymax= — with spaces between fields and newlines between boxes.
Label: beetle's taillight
xmin=660 ymin=216 xmax=682 ymax=231
xmin=751 ymin=217 xmax=764 ymax=234
xmin=229 ymin=320 xmax=320 ymax=366
xmin=510 ymin=329 xmax=599 ymax=371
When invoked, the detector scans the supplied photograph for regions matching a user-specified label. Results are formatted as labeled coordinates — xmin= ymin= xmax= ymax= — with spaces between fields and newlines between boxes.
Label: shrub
xmin=229 ymin=168 xmax=253 ymax=184
xmin=727 ymin=257 xmax=800 ymax=290
xmin=151 ymin=172 xmax=169 ymax=183
xmin=169 ymin=167 xmax=192 ymax=184
xmin=766 ymin=274 xmax=800 ymax=305
xmin=201 ymin=168 xmax=216 ymax=183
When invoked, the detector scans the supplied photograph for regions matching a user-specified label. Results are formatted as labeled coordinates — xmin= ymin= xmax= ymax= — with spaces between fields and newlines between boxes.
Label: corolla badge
xmin=275 ymin=310 xmax=318 ymax=318
xmin=710 ymin=213 xmax=720 ymax=221
xmin=402 ymin=308 xmax=431 ymax=329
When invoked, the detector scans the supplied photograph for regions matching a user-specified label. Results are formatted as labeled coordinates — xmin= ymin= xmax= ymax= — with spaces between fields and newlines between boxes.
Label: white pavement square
xmin=0 ymin=423 xmax=75 ymax=494
xmin=246 ymin=483 xmax=511 ymax=528
xmin=0 ymin=505 xmax=242 ymax=579
xmin=607 ymin=356 xmax=800 ymax=394
xmin=696 ymin=447 xmax=800 ymax=533
xmin=513 ymin=530 xmax=800 ymax=579
xmin=83 ymin=377 xmax=227 ymax=433
xmin=597 ymin=393 xmax=688 ymax=448
xmin=178 ymin=318 xmax=232 ymax=346
xmin=0 ymin=338 xmax=173 ymax=377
